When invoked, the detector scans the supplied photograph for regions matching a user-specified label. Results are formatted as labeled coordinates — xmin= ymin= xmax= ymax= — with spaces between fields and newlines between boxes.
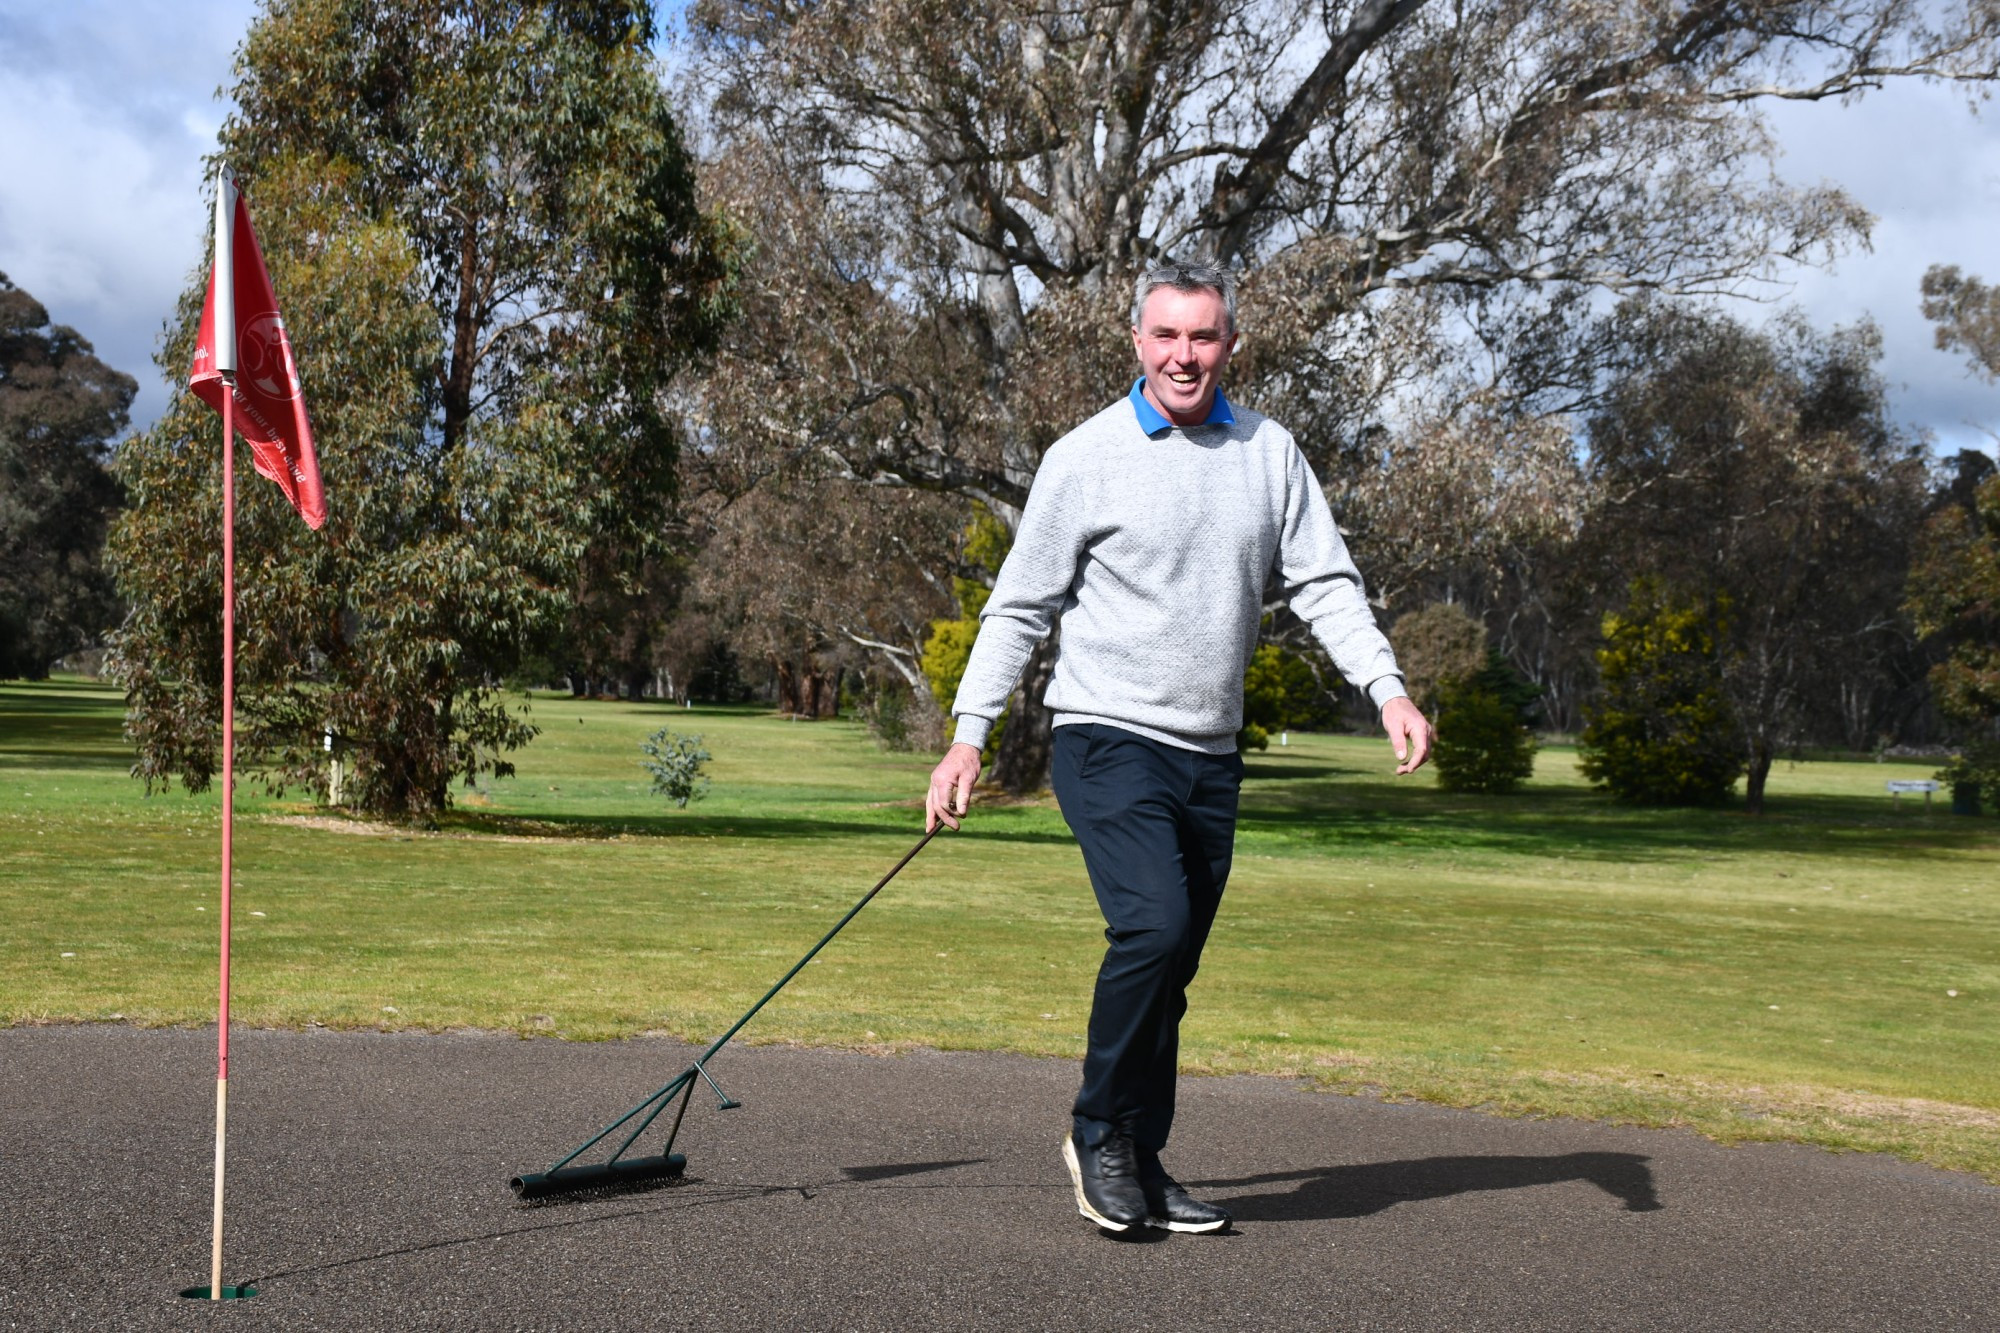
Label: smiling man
xmin=925 ymin=260 xmax=1430 ymax=1235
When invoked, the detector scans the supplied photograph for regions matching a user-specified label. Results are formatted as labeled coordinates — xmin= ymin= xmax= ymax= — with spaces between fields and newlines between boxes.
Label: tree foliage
xmin=1578 ymin=300 xmax=1929 ymax=811
xmin=696 ymin=473 xmax=958 ymax=720
xmin=1906 ymin=436 xmax=2000 ymax=795
xmin=1237 ymin=643 xmax=1342 ymax=751
xmin=1921 ymin=263 xmax=2000 ymax=385
xmin=0 ymin=275 xmax=133 ymax=679
xmin=683 ymin=0 xmax=1998 ymax=786
xmin=1390 ymin=601 xmax=1539 ymax=792
xmin=918 ymin=508 xmax=1008 ymax=719
xmin=639 ymin=726 xmax=711 ymax=807
xmin=673 ymin=144 xmax=990 ymax=734
xmin=110 ymin=0 xmax=734 ymax=817
xmin=1579 ymin=581 xmax=1744 ymax=806
xmin=918 ymin=618 xmax=981 ymax=724
xmin=1388 ymin=602 xmax=1488 ymax=712
xmin=1432 ymin=656 xmax=1541 ymax=795
xmin=1911 ymin=266 xmax=2000 ymax=796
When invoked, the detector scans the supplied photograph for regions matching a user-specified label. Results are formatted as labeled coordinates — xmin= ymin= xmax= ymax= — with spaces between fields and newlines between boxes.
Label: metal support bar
xmin=693 ymin=1059 xmax=740 ymax=1110
xmin=657 ymin=1075 xmax=698 ymax=1160
xmin=545 ymin=1069 xmax=695 ymax=1176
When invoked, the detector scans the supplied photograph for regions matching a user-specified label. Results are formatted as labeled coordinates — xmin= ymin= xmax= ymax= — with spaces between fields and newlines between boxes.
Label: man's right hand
xmin=926 ymin=743 xmax=983 ymax=832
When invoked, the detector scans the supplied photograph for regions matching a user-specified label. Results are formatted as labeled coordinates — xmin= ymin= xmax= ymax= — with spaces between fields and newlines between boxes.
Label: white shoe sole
xmin=1145 ymin=1213 xmax=1230 ymax=1234
xmin=1061 ymin=1134 xmax=1132 ymax=1232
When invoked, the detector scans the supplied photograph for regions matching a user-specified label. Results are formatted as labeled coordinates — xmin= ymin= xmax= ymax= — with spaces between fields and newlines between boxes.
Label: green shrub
xmin=1940 ymin=745 xmax=2000 ymax=817
xmin=1389 ymin=605 xmax=1542 ymax=793
xmin=1433 ymin=663 xmax=1539 ymax=794
xmin=1466 ymin=650 xmax=1545 ymax=730
xmin=861 ymin=680 xmax=924 ymax=752
xmin=919 ymin=616 xmax=980 ymax=713
xmin=1578 ymin=583 xmax=1743 ymax=805
xmin=1239 ymin=642 xmax=1341 ymax=750
xmin=918 ymin=506 xmax=1011 ymax=729
xmin=1908 ymin=470 xmax=2000 ymax=813
xmin=639 ymin=728 xmax=711 ymax=807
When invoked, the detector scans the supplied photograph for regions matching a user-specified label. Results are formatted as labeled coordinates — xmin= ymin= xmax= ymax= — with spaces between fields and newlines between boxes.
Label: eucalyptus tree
xmin=1911 ymin=266 xmax=2000 ymax=796
xmin=1908 ymin=468 xmax=2000 ymax=799
xmin=1922 ymin=263 xmax=2000 ymax=385
xmin=0 ymin=275 xmax=133 ymax=679
xmin=676 ymin=133 xmax=973 ymax=721
xmin=1581 ymin=302 xmax=1930 ymax=812
xmin=687 ymin=0 xmax=1999 ymax=788
xmin=692 ymin=473 xmax=964 ymax=719
xmin=112 ymin=0 xmax=734 ymax=817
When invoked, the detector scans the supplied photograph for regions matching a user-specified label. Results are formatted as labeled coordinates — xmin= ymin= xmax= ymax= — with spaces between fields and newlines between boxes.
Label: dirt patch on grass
xmin=264 ymin=814 xmax=412 ymax=837
xmin=261 ymin=813 xmax=607 ymax=845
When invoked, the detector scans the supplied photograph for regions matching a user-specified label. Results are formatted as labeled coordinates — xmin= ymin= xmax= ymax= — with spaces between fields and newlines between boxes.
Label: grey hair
xmin=1131 ymin=260 xmax=1238 ymax=334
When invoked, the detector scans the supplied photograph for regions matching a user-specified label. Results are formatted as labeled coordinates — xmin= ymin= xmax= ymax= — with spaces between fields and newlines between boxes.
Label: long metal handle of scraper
xmin=536 ymin=823 xmax=949 ymax=1178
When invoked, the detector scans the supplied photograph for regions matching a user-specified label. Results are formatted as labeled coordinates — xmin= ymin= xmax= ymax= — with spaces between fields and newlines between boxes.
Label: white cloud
xmin=0 ymin=0 xmax=257 ymax=431
xmin=1749 ymin=82 xmax=2000 ymax=457
xmin=2 ymin=3 xmax=1997 ymax=460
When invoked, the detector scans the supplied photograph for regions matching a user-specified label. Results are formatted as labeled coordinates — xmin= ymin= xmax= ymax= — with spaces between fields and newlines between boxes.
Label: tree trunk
xmin=773 ymin=656 xmax=840 ymax=718
xmin=990 ymin=633 xmax=1058 ymax=794
xmin=441 ymin=223 xmax=481 ymax=452
xmin=1744 ymin=737 xmax=1773 ymax=815
xmin=773 ymin=656 xmax=799 ymax=713
xmin=805 ymin=666 xmax=836 ymax=718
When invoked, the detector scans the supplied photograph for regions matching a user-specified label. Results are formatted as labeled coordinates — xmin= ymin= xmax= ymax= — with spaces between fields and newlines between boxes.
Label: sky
xmin=3 ymin=1 xmax=1998 ymax=458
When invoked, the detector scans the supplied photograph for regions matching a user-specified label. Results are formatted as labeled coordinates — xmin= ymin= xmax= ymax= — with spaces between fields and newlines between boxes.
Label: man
xmin=925 ymin=260 xmax=1431 ymax=1234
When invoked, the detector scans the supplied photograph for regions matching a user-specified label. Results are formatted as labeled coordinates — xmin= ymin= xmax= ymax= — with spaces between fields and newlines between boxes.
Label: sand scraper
xmin=510 ymin=825 xmax=948 ymax=1200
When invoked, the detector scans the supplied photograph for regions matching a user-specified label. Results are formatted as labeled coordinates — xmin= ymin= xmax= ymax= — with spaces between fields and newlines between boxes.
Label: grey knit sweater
xmin=951 ymin=393 xmax=1407 ymax=754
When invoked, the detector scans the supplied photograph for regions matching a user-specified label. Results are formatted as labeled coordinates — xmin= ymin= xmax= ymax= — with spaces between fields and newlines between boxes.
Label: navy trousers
xmin=1051 ymin=723 xmax=1243 ymax=1153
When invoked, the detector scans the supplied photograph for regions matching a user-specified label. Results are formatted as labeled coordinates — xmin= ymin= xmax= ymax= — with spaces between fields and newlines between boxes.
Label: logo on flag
xmin=241 ymin=313 xmax=300 ymax=402
xmin=190 ymin=172 xmax=325 ymax=529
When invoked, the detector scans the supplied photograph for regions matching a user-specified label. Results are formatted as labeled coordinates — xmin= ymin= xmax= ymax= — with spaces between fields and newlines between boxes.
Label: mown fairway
xmin=4 ymin=679 xmax=1996 ymax=1178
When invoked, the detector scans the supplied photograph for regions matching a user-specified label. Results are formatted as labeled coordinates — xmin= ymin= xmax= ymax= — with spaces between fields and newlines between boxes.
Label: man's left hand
xmin=1382 ymin=696 xmax=1432 ymax=775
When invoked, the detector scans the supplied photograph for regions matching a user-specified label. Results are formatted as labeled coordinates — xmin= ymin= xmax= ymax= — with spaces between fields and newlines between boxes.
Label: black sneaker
xmin=1061 ymin=1129 xmax=1148 ymax=1231
xmin=1139 ymin=1154 xmax=1231 ymax=1233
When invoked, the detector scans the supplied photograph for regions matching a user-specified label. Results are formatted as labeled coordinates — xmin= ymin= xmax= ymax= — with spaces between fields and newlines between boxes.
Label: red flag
xmin=190 ymin=173 xmax=325 ymax=530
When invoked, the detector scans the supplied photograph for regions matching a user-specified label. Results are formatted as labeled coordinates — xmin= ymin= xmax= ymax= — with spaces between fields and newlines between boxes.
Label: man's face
xmin=1131 ymin=285 xmax=1237 ymax=426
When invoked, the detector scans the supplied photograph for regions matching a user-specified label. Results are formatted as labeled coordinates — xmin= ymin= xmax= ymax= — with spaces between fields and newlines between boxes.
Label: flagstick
xmin=211 ymin=385 xmax=236 ymax=1303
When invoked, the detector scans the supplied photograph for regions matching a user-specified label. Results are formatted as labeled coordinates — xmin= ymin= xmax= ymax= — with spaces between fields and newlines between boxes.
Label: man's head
xmin=1130 ymin=261 xmax=1238 ymax=427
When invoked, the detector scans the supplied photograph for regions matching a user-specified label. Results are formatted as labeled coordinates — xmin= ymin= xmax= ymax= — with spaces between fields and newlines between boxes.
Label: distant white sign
xmin=1886 ymin=779 xmax=1941 ymax=808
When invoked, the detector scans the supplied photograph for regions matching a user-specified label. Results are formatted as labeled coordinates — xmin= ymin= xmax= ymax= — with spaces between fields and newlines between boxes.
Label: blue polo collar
xmin=1129 ymin=377 xmax=1235 ymax=436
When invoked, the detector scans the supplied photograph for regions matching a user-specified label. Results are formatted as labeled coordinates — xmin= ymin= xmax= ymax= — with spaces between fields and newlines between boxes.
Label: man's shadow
xmin=1198 ymin=1151 xmax=1661 ymax=1222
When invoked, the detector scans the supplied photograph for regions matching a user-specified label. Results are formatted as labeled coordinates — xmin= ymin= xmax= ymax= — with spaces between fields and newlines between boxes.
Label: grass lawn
xmin=4 ymin=677 xmax=1997 ymax=1179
